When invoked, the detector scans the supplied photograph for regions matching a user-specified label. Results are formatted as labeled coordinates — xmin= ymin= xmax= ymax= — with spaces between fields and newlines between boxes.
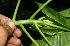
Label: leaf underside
xmin=30 ymin=2 xmax=70 ymax=46
xmin=59 ymin=8 xmax=70 ymax=17
xmin=30 ymin=32 xmax=70 ymax=46
xmin=37 ymin=3 xmax=70 ymax=30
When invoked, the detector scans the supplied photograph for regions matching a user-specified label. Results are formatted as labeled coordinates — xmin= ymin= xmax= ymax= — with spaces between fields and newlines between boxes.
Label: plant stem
xmin=34 ymin=23 xmax=52 ymax=46
xmin=30 ymin=0 xmax=52 ymax=20
xmin=12 ymin=0 xmax=21 ymax=22
xmin=12 ymin=0 xmax=23 ymax=46
xmin=46 ymin=23 xmax=68 ymax=31
xmin=19 ymin=24 xmax=39 ymax=46
xmin=13 ymin=33 xmax=16 ymax=38
xmin=14 ymin=20 xmax=69 ymax=31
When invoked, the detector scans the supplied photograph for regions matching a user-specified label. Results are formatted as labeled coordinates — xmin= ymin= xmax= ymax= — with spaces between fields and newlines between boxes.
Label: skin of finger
xmin=0 ymin=25 xmax=8 ymax=46
xmin=0 ymin=14 xmax=22 ymax=46
xmin=8 ymin=37 xmax=21 ymax=46
xmin=6 ymin=44 xmax=15 ymax=46
xmin=0 ymin=14 xmax=9 ymax=25
xmin=0 ymin=14 xmax=15 ymax=30
xmin=0 ymin=14 xmax=15 ymax=35
xmin=0 ymin=14 xmax=22 ymax=36
xmin=14 ymin=28 xmax=22 ymax=37
xmin=6 ymin=44 xmax=20 ymax=46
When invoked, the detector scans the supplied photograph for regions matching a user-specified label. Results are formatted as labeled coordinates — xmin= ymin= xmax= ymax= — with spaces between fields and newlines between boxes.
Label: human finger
xmin=0 ymin=25 xmax=8 ymax=46
xmin=8 ymin=37 xmax=21 ymax=46
xmin=6 ymin=44 xmax=15 ymax=46
xmin=14 ymin=28 xmax=22 ymax=37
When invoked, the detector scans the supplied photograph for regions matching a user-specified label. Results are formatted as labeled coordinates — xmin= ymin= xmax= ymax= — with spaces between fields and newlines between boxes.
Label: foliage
xmin=31 ymin=32 xmax=70 ymax=46
xmin=4 ymin=0 xmax=70 ymax=46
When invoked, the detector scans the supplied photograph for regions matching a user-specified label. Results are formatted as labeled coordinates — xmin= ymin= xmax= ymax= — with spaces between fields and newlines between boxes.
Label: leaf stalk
xmin=19 ymin=24 xmax=39 ymax=46
xmin=30 ymin=0 xmax=52 ymax=20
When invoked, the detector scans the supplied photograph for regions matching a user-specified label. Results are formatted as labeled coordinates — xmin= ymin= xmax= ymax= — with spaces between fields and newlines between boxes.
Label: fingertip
xmin=14 ymin=28 xmax=22 ymax=37
xmin=6 ymin=44 xmax=15 ymax=46
xmin=8 ymin=37 xmax=21 ymax=46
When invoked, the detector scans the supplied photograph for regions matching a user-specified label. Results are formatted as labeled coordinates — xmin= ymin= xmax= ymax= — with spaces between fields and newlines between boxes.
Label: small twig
xmin=34 ymin=23 xmax=52 ymax=46
xmin=19 ymin=24 xmax=39 ymax=46
xmin=12 ymin=0 xmax=21 ymax=22
xmin=14 ymin=20 xmax=69 ymax=31
xmin=30 ymin=0 xmax=52 ymax=20
xmin=12 ymin=0 xmax=23 ymax=46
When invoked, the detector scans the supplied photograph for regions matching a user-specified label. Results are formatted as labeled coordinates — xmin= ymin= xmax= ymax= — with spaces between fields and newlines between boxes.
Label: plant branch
xmin=34 ymin=23 xmax=52 ymax=46
xmin=14 ymin=20 xmax=69 ymax=31
xmin=30 ymin=0 xmax=52 ymax=20
xmin=19 ymin=24 xmax=39 ymax=46
xmin=12 ymin=0 xmax=23 ymax=46
xmin=12 ymin=0 xmax=21 ymax=22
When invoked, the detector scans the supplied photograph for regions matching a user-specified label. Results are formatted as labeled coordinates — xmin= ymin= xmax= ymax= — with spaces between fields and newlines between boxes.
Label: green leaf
xmin=30 ymin=31 xmax=70 ymax=46
xmin=37 ymin=3 xmax=70 ymax=30
xmin=37 ymin=3 xmax=66 ymax=25
xmin=30 ymin=19 xmax=58 ymax=35
xmin=39 ymin=21 xmax=58 ymax=35
xmin=66 ymin=41 xmax=70 ymax=46
xmin=65 ymin=19 xmax=70 ymax=29
xmin=30 ymin=39 xmax=48 ymax=46
xmin=59 ymin=8 xmax=70 ymax=17
xmin=30 ymin=24 xmax=58 ymax=35
xmin=38 ymin=17 xmax=58 ymax=35
xmin=40 ymin=28 xmax=58 ymax=35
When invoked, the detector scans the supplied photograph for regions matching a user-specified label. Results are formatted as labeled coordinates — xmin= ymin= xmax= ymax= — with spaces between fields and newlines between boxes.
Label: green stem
xmin=46 ymin=23 xmax=68 ymax=31
xmin=30 ymin=0 xmax=52 ymax=20
xmin=20 ymin=43 xmax=23 ymax=46
xmin=19 ymin=24 xmax=39 ymax=46
xmin=12 ymin=0 xmax=21 ymax=22
xmin=12 ymin=0 xmax=23 ymax=46
xmin=13 ymin=33 xmax=17 ymax=38
xmin=14 ymin=20 xmax=69 ymax=31
xmin=34 ymin=23 xmax=52 ymax=46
